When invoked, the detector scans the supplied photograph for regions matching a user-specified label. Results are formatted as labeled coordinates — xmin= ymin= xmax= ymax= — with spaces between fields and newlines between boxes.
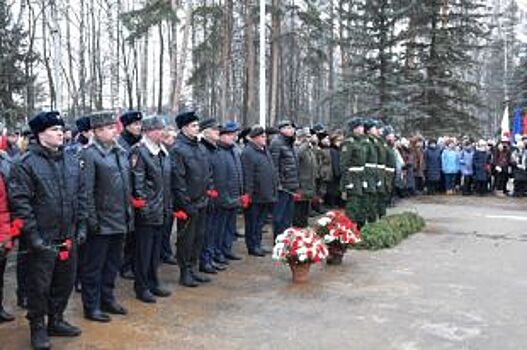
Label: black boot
xmin=179 ymin=268 xmax=199 ymax=288
xmin=0 ymin=305 xmax=14 ymax=322
xmin=47 ymin=315 xmax=82 ymax=337
xmin=190 ymin=267 xmax=211 ymax=283
xmin=30 ymin=318 xmax=50 ymax=350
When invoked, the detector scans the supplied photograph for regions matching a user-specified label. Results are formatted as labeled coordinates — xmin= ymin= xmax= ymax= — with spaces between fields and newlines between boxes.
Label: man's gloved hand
xmin=29 ymin=235 xmax=49 ymax=252
xmin=77 ymin=224 xmax=87 ymax=245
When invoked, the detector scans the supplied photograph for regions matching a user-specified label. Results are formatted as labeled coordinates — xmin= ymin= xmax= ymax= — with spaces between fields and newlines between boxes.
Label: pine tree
xmin=0 ymin=0 xmax=32 ymax=127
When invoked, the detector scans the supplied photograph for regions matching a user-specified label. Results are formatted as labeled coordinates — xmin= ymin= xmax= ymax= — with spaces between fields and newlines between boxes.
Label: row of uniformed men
xmin=0 ymin=109 xmax=279 ymax=350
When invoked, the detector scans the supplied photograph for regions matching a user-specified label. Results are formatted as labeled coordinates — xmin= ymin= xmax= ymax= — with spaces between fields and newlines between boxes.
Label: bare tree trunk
xmin=174 ymin=1 xmax=192 ymax=112
xmin=141 ymin=33 xmax=149 ymax=110
xmin=41 ymin=0 xmax=55 ymax=109
xmin=168 ymin=0 xmax=179 ymax=112
xmin=157 ymin=23 xmax=164 ymax=114
xmin=243 ymin=0 xmax=255 ymax=126
xmin=220 ymin=0 xmax=233 ymax=121
xmin=269 ymin=0 xmax=281 ymax=125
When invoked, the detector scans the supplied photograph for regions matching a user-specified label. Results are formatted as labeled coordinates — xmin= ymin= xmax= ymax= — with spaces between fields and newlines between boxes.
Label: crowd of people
xmin=0 ymin=110 xmax=523 ymax=349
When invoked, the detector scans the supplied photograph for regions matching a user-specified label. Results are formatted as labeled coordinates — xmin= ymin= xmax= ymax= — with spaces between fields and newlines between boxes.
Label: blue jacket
xmin=425 ymin=146 xmax=442 ymax=181
xmin=441 ymin=149 xmax=460 ymax=174
xmin=459 ymin=148 xmax=474 ymax=176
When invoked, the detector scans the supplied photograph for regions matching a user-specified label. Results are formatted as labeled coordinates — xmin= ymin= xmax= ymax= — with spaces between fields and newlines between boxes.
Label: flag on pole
xmin=512 ymin=106 xmax=522 ymax=143
xmin=500 ymin=105 xmax=510 ymax=140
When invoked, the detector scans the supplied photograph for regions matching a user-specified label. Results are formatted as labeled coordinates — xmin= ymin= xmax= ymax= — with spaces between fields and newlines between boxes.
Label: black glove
xmin=29 ymin=235 xmax=49 ymax=252
xmin=77 ymin=223 xmax=88 ymax=245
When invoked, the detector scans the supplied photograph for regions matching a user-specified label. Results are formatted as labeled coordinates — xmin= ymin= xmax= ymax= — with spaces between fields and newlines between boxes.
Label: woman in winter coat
xmin=424 ymin=139 xmax=442 ymax=194
xmin=399 ymin=138 xmax=415 ymax=196
xmin=493 ymin=140 xmax=511 ymax=195
xmin=441 ymin=140 xmax=460 ymax=195
xmin=473 ymin=140 xmax=490 ymax=195
xmin=459 ymin=142 xmax=474 ymax=195
xmin=411 ymin=137 xmax=426 ymax=193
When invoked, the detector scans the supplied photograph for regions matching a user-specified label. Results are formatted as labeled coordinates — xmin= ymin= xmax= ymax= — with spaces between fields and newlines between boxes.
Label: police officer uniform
xmin=9 ymin=111 xmax=87 ymax=349
xmin=81 ymin=112 xmax=133 ymax=321
xmin=131 ymin=116 xmax=172 ymax=302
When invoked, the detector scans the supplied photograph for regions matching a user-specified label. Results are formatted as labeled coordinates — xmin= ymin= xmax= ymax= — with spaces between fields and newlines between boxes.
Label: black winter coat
xmin=241 ymin=141 xmax=278 ymax=204
xmin=83 ymin=141 xmax=133 ymax=235
xmin=473 ymin=150 xmax=489 ymax=182
xmin=217 ymin=142 xmax=243 ymax=209
xmin=8 ymin=144 xmax=87 ymax=245
xmin=269 ymin=134 xmax=300 ymax=191
xmin=171 ymin=133 xmax=211 ymax=215
xmin=131 ymin=140 xmax=172 ymax=226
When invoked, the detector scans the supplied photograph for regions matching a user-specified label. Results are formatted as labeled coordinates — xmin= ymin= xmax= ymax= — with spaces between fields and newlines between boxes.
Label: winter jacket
xmin=473 ymin=149 xmax=489 ymax=182
xmin=201 ymin=138 xmax=223 ymax=204
xmin=441 ymin=148 xmax=460 ymax=174
xmin=0 ymin=156 xmax=11 ymax=252
xmin=241 ymin=141 xmax=278 ymax=204
xmin=8 ymin=144 xmax=87 ymax=246
xmin=317 ymin=146 xmax=333 ymax=182
xmin=171 ymin=133 xmax=211 ymax=215
xmin=512 ymin=148 xmax=527 ymax=182
xmin=424 ymin=146 xmax=442 ymax=181
xmin=459 ymin=148 xmax=474 ymax=176
xmin=340 ymin=135 xmax=366 ymax=196
xmin=269 ymin=134 xmax=300 ymax=191
xmin=82 ymin=140 xmax=134 ymax=235
xmin=217 ymin=141 xmax=243 ymax=209
xmin=131 ymin=138 xmax=172 ymax=226
xmin=412 ymin=146 xmax=425 ymax=178
xmin=493 ymin=147 xmax=511 ymax=172
xmin=297 ymin=142 xmax=318 ymax=198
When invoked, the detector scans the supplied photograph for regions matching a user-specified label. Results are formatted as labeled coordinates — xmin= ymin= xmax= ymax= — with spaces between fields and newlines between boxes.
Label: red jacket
xmin=0 ymin=174 xmax=11 ymax=245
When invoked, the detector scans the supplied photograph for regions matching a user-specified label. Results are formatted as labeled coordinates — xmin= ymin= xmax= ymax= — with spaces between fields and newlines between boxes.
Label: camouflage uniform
xmin=373 ymin=136 xmax=387 ymax=218
xmin=364 ymin=135 xmax=378 ymax=223
xmin=384 ymin=142 xmax=397 ymax=208
xmin=340 ymin=134 xmax=367 ymax=226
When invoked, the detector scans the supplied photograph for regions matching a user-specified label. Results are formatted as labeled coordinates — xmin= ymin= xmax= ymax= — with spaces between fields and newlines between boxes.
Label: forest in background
xmin=1 ymin=0 xmax=527 ymax=136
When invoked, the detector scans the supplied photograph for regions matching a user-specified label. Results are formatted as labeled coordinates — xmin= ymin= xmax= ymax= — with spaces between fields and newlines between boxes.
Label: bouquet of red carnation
xmin=272 ymin=227 xmax=328 ymax=266
xmin=314 ymin=210 xmax=360 ymax=265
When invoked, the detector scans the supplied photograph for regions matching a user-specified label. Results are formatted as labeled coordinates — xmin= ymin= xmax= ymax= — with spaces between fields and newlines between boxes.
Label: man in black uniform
xmin=131 ymin=116 xmax=172 ymax=302
xmin=81 ymin=112 xmax=133 ymax=322
xmin=117 ymin=110 xmax=142 ymax=280
xmin=171 ymin=111 xmax=213 ymax=287
xmin=9 ymin=111 xmax=87 ymax=350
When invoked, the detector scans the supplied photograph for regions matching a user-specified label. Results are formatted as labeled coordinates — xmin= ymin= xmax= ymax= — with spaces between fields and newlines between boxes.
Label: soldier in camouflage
xmin=363 ymin=119 xmax=379 ymax=223
xmin=340 ymin=118 xmax=367 ymax=228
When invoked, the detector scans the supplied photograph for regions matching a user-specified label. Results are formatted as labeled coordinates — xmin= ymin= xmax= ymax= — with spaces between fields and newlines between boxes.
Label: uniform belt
xmin=386 ymin=167 xmax=395 ymax=173
xmin=365 ymin=163 xmax=376 ymax=168
xmin=348 ymin=166 xmax=364 ymax=172
xmin=377 ymin=165 xmax=386 ymax=169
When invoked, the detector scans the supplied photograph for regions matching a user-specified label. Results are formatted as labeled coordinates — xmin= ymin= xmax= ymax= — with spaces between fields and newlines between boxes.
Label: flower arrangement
xmin=316 ymin=210 xmax=361 ymax=248
xmin=272 ymin=227 xmax=329 ymax=265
